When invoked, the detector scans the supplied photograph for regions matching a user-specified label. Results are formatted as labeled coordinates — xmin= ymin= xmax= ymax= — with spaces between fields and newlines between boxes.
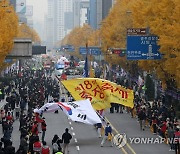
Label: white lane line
xmin=72 ymin=132 xmax=75 ymax=136
xmin=69 ymin=122 xmax=72 ymax=125
xmin=74 ymin=138 xmax=77 ymax=143
xmin=71 ymin=127 xmax=73 ymax=130
xmin=76 ymin=146 xmax=80 ymax=151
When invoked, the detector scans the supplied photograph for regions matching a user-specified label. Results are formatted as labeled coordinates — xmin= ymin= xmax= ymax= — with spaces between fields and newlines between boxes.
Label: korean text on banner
xmin=61 ymin=78 xmax=134 ymax=110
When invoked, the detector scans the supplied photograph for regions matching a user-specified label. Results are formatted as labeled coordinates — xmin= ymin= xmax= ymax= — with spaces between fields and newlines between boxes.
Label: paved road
xmin=105 ymin=111 xmax=172 ymax=154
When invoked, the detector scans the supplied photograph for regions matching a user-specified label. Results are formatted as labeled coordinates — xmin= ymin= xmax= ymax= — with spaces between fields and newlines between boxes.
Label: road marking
xmin=105 ymin=117 xmax=136 ymax=154
xmin=74 ymin=138 xmax=77 ymax=143
xmin=69 ymin=122 xmax=72 ymax=125
xmin=71 ymin=127 xmax=74 ymax=130
xmin=76 ymin=146 xmax=80 ymax=151
xmin=72 ymin=132 xmax=75 ymax=136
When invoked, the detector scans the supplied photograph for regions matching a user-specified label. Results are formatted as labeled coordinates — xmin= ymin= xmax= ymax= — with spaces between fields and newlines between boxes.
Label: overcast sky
xmin=26 ymin=0 xmax=47 ymax=40
xmin=26 ymin=0 xmax=47 ymax=22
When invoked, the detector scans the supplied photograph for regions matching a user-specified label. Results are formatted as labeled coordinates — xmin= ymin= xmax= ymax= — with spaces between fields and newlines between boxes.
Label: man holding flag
xmin=83 ymin=55 xmax=89 ymax=77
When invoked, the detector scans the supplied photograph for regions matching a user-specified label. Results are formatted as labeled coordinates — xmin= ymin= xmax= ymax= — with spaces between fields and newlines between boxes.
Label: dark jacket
xmin=62 ymin=132 xmax=72 ymax=144
xmin=138 ymin=110 xmax=146 ymax=120
xmin=4 ymin=145 xmax=15 ymax=154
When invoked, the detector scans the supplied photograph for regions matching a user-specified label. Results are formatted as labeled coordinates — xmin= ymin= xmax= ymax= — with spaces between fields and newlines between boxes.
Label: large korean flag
xmin=61 ymin=99 xmax=102 ymax=125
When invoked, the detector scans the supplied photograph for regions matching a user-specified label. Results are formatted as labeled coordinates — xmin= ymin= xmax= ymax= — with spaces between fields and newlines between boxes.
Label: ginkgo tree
xmin=100 ymin=0 xmax=180 ymax=88
xmin=0 ymin=0 xmax=18 ymax=68
xmin=17 ymin=23 xmax=41 ymax=44
xmin=100 ymin=0 xmax=138 ymax=73
xmin=59 ymin=24 xmax=94 ymax=59
xmin=132 ymin=0 xmax=180 ymax=88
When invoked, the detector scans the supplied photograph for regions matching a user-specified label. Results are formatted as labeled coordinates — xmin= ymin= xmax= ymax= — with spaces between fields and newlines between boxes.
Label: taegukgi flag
xmin=61 ymin=78 xmax=134 ymax=110
xmin=34 ymin=99 xmax=102 ymax=125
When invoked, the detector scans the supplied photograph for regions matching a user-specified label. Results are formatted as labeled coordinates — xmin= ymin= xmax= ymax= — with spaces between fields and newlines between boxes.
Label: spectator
xmin=4 ymin=141 xmax=15 ymax=154
xmin=41 ymin=118 xmax=47 ymax=142
xmin=174 ymin=128 xmax=180 ymax=154
xmin=33 ymin=136 xmax=42 ymax=154
xmin=0 ymin=142 xmax=5 ymax=154
xmin=152 ymin=116 xmax=158 ymax=134
xmin=138 ymin=108 xmax=146 ymax=131
xmin=15 ymin=102 xmax=20 ymax=119
xmin=19 ymin=135 xmax=28 ymax=153
xmin=167 ymin=125 xmax=175 ymax=151
xmin=42 ymin=141 xmax=50 ymax=154
xmin=32 ymin=121 xmax=38 ymax=135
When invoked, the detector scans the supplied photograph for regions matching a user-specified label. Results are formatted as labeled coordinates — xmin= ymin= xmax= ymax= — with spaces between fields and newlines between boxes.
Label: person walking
xmin=138 ymin=108 xmax=146 ymax=131
xmin=167 ymin=125 xmax=175 ymax=151
xmin=33 ymin=136 xmax=42 ymax=154
xmin=42 ymin=141 xmax=50 ymax=154
xmin=41 ymin=118 xmax=47 ymax=142
xmin=101 ymin=122 xmax=113 ymax=147
xmin=96 ymin=123 xmax=102 ymax=138
xmin=62 ymin=128 xmax=72 ymax=154
xmin=52 ymin=134 xmax=62 ymax=154
xmin=174 ymin=128 xmax=180 ymax=154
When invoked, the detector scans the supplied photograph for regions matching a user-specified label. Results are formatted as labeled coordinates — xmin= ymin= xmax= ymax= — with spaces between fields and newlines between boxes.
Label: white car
xmin=54 ymin=68 xmax=64 ymax=77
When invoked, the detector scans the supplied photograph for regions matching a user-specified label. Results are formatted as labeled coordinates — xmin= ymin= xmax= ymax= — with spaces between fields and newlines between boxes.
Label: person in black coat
xmin=62 ymin=128 xmax=72 ymax=154
xmin=4 ymin=141 xmax=15 ymax=154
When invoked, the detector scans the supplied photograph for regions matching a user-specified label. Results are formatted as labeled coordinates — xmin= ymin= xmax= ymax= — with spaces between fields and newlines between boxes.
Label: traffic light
xmin=112 ymin=48 xmax=126 ymax=57
xmin=119 ymin=49 xmax=126 ymax=57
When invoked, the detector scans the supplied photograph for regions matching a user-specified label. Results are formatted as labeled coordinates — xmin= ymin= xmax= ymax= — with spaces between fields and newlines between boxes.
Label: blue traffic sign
xmin=127 ymin=35 xmax=162 ymax=60
xmin=4 ymin=59 xmax=13 ymax=63
xmin=79 ymin=47 xmax=101 ymax=55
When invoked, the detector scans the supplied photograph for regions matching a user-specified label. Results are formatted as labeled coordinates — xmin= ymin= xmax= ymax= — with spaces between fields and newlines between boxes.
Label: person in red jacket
xmin=60 ymin=73 xmax=67 ymax=80
xmin=34 ymin=112 xmax=44 ymax=123
xmin=42 ymin=141 xmax=50 ymax=154
xmin=41 ymin=118 xmax=47 ymax=142
xmin=32 ymin=121 xmax=38 ymax=135
xmin=33 ymin=136 xmax=42 ymax=154
xmin=160 ymin=121 xmax=167 ymax=138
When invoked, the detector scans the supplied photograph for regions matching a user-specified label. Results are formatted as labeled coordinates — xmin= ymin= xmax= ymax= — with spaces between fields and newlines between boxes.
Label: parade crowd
xmin=0 ymin=69 xmax=72 ymax=154
xmin=108 ymin=74 xmax=180 ymax=153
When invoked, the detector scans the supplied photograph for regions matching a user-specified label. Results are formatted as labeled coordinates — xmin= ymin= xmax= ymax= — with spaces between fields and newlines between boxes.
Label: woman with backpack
xmin=52 ymin=134 xmax=62 ymax=154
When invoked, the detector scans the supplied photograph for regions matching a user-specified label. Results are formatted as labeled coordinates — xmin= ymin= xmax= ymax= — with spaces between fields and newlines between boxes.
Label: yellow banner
xmin=61 ymin=78 xmax=134 ymax=110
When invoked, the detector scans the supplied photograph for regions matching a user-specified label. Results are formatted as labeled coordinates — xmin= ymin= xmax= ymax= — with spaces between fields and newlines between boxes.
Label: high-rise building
xmin=16 ymin=0 xmax=27 ymax=23
xmin=73 ymin=0 xmax=90 ymax=28
xmin=80 ymin=0 xmax=89 ymax=27
xmin=46 ymin=0 xmax=54 ymax=48
xmin=45 ymin=0 xmax=91 ymax=48
xmin=89 ymin=0 xmax=114 ymax=29
xmin=46 ymin=0 xmax=73 ymax=47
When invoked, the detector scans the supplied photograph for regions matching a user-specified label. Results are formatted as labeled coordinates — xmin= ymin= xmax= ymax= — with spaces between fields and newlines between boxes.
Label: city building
xmin=16 ymin=0 xmax=27 ymax=23
xmin=45 ymin=0 xmax=54 ymax=48
xmin=45 ymin=0 xmax=73 ymax=47
xmin=80 ymin=0 xmax=89 ymax=27
xmin=89 ymin=0 xmax=114 ymax=29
